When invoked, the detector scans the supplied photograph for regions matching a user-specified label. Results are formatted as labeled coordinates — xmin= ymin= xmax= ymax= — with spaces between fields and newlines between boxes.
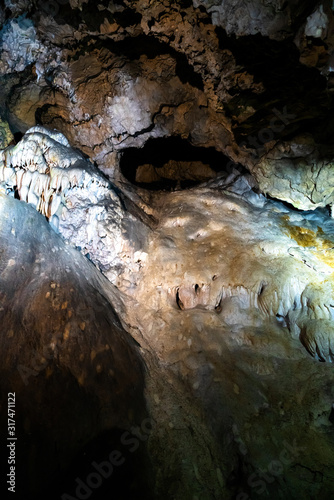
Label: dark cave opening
xmin=13 ymin=131 xmax=23 ymax=143
xmin=110 ymin=35 xmax=204 ymax=91
xmin=119 ymin=137 xmax=232 ymax=190
xmin=59 ymin=33 xmax=204 ymax=91
xmin=216 ymin=27 xmax=327 ymax=96
xmin=81 ymin=5 xmax=142 ymax=32
xmin=215 ymin=28 xmax=333 ymax=145
xmin=32 ymin=1 xmax=143 ymax=37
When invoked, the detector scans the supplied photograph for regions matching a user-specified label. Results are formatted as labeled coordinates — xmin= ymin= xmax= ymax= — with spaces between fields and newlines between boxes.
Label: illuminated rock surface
xmin=252 ymin=135 xmax=334 ymax=210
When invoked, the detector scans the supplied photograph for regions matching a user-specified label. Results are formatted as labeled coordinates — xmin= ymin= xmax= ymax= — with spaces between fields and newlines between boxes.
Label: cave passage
xmin=120 ymin=136 xmax=233 ymax=190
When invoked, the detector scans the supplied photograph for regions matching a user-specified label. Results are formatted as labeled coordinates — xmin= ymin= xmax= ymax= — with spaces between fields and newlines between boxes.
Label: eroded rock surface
xmin=252 ymin=135 xmax=334 ymax=210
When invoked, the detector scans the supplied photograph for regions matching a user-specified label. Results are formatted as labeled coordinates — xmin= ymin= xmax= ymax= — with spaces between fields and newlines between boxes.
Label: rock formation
xmin=1 ymin=2 xmax=334 ymax=499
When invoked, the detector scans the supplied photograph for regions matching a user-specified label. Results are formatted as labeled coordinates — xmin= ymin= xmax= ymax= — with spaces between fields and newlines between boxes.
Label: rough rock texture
xmin=2 ymin=2 xmax=334 ymax=500
xmin=252 ymin=135 xmax=334 ymax=210
xmin=193 ymin=0 xmax=319 ymax=39
xmin=0 ymin=117 xmax=13 ymax=147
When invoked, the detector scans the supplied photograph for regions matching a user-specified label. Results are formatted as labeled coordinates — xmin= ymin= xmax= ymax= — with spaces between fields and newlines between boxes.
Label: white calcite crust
xmin=0 ymin=127 xmax=148 ymax=285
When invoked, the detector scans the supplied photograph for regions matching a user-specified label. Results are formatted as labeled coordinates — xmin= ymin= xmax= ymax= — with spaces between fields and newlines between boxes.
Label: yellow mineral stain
xmin=281 ymin=216 xmax=317 ymax=247
xmin=281 ymin=216 xmax=334 ymax=268
xmin=61 ymin=301 xmax=68 ymax=310
xmin=314 ymin=249 xmax=334 ymax=269
xmin=45 ymin=366 xmax=53 ymax=378
xmin=68 ymin=310 xmax=72 ymax=318
xmin=45 ymin=291 xmax=51 ymax=299
xmin=7 ymin=329 xmax=14 ymax=338
xmin=78 ymin=375 xmax=85 ymax=386
xmin=79 ymin=321 xmax=86 ymax=331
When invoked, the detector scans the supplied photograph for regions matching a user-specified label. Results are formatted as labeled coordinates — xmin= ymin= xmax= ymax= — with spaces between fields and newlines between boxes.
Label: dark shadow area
xmin=35 ymin=103 xmax=56 ymax=125
xmin=264 ymin=193 xmax=306 ymax=213
xmin=40 ymin=428 xmax=154 ymax=500
xmin=106 ymin=35 xmax=204 ymax=90
xmin=13 ymin=131 xmax=23 ymax=143
xmin=32 ymin=0 xmax=140 ymax=33
xmin=216 ymin=29 xmax=334 ymax=145
xmin=82 ymin=5 xmax=141 ymax=32
xmin=0 ymin=413 xmax=154 ymax=500
xmin=120 ymin=136 xmax=231 ymax=190
xmin=63 ymin=33 xmax=204 ymax=91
